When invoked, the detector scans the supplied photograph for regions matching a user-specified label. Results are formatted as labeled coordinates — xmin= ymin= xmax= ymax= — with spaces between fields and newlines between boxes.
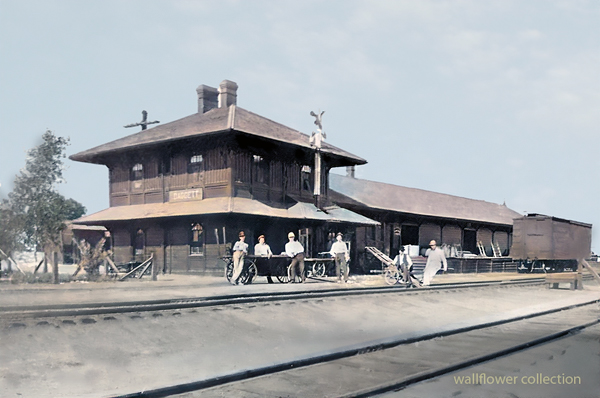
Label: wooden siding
xmin=146 ymin=227 xmax=164 ymax=246
xmin=493 ymin=231 xmax=509 ymax=254
xmin=144 ymin=159 xmax=160 ymax=191
xmin=170 ymin=154 xmax=188 ymax=189
xmin=442 ymin=225 xmax=462 ymax=245
xmin=477 ymin=228 xmax=493 ymax=245
xmin=110 ymin=166 xmax=129 ymax=194
xmin=419 ymin=223 xmax=441 ymax=246
xmin=130 ymin=193 xmax=144 ymax=205
xmin=111 ymin=195 xmax=129 ymax=207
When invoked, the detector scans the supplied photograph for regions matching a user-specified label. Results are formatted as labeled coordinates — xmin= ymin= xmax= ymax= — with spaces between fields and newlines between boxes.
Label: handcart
xmin=223 ymin=255 xmax=298 ymax=284
xmin=365 ymin=246 xmax=421 ymax=287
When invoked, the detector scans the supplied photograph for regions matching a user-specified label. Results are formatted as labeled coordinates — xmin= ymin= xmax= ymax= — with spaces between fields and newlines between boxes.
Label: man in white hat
xmin=423 ymin=240 xmax=447 ymax=286
xmin=285 ymin=232 xmax=305 ymax=282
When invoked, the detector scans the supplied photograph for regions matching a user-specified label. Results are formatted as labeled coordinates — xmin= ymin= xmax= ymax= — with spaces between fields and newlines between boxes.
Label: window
xmin=134 ymin=228 xmax=145 ymax=257
xmin=188 ymin=154 xmax=204 ymax=173
xmin=301 ymin=165 xmax=312 ymax=192
xmin=253 ymin=155 xmax=269 ymax=184
xmin=132 ymin=163 xmax=143 ymax=181
xmin=190 ymin=223 xmax=204 ymax=255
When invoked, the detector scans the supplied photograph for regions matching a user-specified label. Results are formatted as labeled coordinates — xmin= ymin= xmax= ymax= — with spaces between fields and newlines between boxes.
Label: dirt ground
xmin=1 ymin=281 xmax=599 ymax=398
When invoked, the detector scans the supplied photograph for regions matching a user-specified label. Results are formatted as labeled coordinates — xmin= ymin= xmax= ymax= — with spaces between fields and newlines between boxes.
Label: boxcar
xmin=510 ymin=214 xmax=592 ymax=273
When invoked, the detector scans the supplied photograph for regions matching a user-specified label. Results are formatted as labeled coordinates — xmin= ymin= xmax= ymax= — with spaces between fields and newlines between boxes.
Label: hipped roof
xmin=329 ymin=174 xmax=522 ymax=226
xmin=70 ymin=105 xmax=366 ymax=166
xmin=73 ymin=197 xmax=379 ymax=226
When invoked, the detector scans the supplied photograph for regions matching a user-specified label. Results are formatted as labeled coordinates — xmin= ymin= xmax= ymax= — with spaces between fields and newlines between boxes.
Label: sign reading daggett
xmin=168 ymin=188 xmax=203 ymax=202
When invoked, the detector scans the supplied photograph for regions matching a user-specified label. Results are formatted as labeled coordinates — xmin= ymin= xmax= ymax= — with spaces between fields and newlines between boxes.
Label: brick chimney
xmin=196 ymin=85 xmax=218 ymax=113
xmin=218 ymin=80 xmax=238 ymax=108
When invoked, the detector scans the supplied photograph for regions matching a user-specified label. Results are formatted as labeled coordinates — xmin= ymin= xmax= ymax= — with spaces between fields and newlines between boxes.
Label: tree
xmin=7 ymin=130 xmax=86 ymax=271
xmin=0 ymin=199 xmax=23 ymax=259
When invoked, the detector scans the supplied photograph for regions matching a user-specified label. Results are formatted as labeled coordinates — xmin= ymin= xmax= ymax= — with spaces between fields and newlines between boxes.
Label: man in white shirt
xmin=423 ymin=240 xmax=447 ymax=286
xmin=285 ymin=232 xmax=305 ymax=283
xmin=230 ymin=231 xmax=248 ymax=285
xmin=255 ymin=234 xmax=274 ymax=283
xmin=254 ymin=235 xmax=272 ymax=258
xmin=329 ymin=232 xmax=350 ymax=283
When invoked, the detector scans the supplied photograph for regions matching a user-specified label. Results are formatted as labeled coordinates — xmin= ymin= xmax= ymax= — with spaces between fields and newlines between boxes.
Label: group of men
xmin=229 ymin=231 xmax=351 ymax=286
xmin=393 ymin=239 xmax=448 ymax=286
xmin=231 ymin=231 xmax=448 ymax=287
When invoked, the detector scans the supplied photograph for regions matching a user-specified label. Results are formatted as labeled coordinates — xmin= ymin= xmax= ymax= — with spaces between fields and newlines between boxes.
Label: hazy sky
xmin=1 ymin=0 xmax=598 ymax=252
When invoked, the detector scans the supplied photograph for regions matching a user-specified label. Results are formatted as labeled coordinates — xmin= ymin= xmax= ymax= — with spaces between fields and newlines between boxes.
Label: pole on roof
xmin=309 ymin=110 xmax=326 ymax=207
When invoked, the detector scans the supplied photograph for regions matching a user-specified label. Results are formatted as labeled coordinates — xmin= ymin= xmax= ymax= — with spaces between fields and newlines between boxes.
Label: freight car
xmin=510 ymin=214 xmax=592 ymax=273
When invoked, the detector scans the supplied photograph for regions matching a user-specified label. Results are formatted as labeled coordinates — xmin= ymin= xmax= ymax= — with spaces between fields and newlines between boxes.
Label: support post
xmin=151 ymin=252 xmax=158 ymax=281
xmin=52 ymin=251 xmax=59 ymax=284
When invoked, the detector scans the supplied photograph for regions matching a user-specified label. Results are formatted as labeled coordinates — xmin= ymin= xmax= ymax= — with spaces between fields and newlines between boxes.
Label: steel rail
xmin=109 ymin=298 xmax=600 ymax=398
xmin=346 ymin=319 xmax=600 ymax=398
xmin=0 ymin=277 xmax=549 ymax=320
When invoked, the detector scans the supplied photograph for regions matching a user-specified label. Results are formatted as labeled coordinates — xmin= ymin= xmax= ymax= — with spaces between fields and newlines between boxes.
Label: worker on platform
xmin=330 ymin=232 xmax=350 ymax=283
xmin=423 ymin=240 xmax=447 ymax=286
xmin=255 ymin=234 xmax=274 ymax=283
xmin=285 ymin=232 xmax=305 ymax=283
xmin=230 ymin=231 xmax=248 ymax=285
xmin=393 ymin=245 xmax=413 ymax=283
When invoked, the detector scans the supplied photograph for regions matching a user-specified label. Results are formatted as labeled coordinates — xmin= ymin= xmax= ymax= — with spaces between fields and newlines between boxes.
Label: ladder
xmin=477 ymin=241 xmax=486 ymax=257
xmin=491 ymin=242 xmax=502 ymax=258
xmin=365 ymin=246 xmax=395 ymax=267
xmin=365 ymin=246 xmax=421 ymax=288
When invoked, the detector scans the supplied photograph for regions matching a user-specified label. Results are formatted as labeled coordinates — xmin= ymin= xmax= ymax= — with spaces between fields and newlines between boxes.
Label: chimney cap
xmin=218 ymin=79 xmax=238 ymax=108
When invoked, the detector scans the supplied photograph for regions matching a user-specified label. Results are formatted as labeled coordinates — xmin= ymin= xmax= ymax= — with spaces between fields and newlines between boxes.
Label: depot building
xmin=70 ymin=80 xmax=521 ymax=275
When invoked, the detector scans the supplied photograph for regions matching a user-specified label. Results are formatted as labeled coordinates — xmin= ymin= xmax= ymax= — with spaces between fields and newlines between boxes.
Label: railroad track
xmin=0 ymin=277 xmax=548 ymax=321
xmin=111 ymin=299 xmax=600 ymax=398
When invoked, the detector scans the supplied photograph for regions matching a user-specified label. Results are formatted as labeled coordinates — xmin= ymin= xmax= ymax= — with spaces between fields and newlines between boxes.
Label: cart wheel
xmin=277 ymin=264 xmax=294 ymax=283
xmin=225 ymin=259 xmax=234 ymax=283
xmin=246 ymin=261 xmax=258 ymax=284
xmin=384 ymin=268 xmax=400 ymax=285
xmin=312 ymin=262 xmax=326 ymax=277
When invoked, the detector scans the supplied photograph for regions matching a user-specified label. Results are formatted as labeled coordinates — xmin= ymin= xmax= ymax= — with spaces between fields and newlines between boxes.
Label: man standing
xmin=230 ymin=231 xmax=248 ymax=285
xmin=330 ymin=232 xmax=350 ymax=283
xmin=285 ymin=232 xmax=305 ymax=283
xmin=393 ymin=245 xmax=413 ymax=284
xmin=423 ymin=240 xmax=447 ymax=286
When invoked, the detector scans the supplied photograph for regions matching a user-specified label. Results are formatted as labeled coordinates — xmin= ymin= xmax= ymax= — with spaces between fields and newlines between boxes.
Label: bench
xmin=545 ymin=272 xmax=583 ymax=290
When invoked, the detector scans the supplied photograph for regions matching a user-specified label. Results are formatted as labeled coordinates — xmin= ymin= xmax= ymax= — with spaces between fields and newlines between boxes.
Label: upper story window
xmin=301 ymin=165 xmax=312 ymax=191
xmin=188 ymin=154 xmax=204 ymax=174
xmin=253 ymin=155 xmax=269 ymax=184
xmin=132 ymin=163 xmax=143 ymax=181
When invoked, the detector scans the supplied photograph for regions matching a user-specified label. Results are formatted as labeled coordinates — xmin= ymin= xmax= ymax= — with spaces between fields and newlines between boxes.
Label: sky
xmin=1 ymin=0 xmax=599 ymax=252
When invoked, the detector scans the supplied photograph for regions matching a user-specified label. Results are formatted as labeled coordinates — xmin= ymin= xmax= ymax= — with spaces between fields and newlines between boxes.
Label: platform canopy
xmin=73 ymin=197 xmax=379 ymax=226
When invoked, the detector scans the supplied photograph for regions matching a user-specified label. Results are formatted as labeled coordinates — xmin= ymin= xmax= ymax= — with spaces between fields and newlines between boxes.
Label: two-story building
xmin=70 ymin=80 xmax=379 ymax=275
